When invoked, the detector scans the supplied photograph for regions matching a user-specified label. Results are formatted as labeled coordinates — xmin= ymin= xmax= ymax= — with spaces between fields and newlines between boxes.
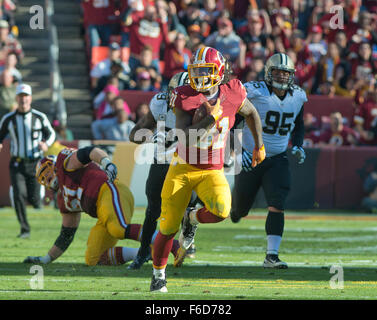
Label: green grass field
xmin=1 ymin=206 xmax=377 ymax=300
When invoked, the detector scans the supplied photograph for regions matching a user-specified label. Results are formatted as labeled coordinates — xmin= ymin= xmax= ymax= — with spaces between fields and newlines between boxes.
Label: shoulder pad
xmin=244 ymin=81 xmax=268 ymax=98
xmin=150 ymin=93 xmax=168 ymax=121
xmin=292 ymin=85 xmax=308 ymax=103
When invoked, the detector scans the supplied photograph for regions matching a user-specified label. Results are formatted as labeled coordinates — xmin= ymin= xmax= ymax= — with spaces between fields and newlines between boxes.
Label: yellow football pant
xmin=159 ymin=156 xmax=231 ymax=235
xmin=85 ymin=181 xmax=134 ymax=266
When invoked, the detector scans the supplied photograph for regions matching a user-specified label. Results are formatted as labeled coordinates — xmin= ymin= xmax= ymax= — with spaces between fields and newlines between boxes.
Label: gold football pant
xmin=159 ymin=156 xmax=231 ymax=235
xmin=85 ymin=181 xmax=134 ymax=266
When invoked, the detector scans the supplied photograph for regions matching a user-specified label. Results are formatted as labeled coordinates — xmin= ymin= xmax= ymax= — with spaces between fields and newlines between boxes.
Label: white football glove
xmin=291 ymin=146 xmax=306 ymax=164
xmin=100 ymin=157 xmax=118 ymax=182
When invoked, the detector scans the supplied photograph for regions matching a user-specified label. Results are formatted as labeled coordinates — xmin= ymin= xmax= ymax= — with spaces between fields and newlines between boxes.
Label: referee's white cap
xmin=16 ymin=83 xmax=32 ymax=96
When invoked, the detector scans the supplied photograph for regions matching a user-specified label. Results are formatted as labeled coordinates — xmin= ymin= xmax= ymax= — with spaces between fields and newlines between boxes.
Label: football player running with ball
xmin=150 ymin=46 xmax=265 ymax=292
xmin=230 ymin=53 xmax=307 ymax=269
xmin=128 ymin=72 xmax=199 ymax=270
xmin=24 ymin=146 xmax=180 ymax=266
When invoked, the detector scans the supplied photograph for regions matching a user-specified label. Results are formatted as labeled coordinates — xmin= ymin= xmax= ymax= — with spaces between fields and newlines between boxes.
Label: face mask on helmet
xmin=269 ymin=68 xmax=294 ymax=90
xmin=264 ymin=53 xmax=295 ymax=91
xmin=35 ymin=156 xmax=58 ymax=191
xmin=188 ymin=47 xmax=225 ymax=92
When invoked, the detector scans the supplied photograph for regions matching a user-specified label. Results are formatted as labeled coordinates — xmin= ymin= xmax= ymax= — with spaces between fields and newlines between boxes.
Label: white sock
xmin=122 ymin=247 xmax=138 ymax=263
xmin=266 ymin=235 xmax=282 ymax=255
xmin=153 ymin=267 xmax=166 ymax=280
xmin=189 ymin=209 xmax=199 ymax=225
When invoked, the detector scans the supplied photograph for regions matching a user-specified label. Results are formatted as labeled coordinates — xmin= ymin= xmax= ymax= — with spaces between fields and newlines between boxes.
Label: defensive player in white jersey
xmin=230 ymin=53 xmax=307 ymax=269
xmin=128 ymin=72 xmax=199 ymax=269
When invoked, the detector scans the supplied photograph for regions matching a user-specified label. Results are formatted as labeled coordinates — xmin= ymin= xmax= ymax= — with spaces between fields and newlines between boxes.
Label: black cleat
xmin=150 ymin=275 xmax=167 ymax=292
xmin=127 ymin=248 xmax=151 ymax=270
xmin=230 ymin=210 xmax=248 ymax=223
xmin=263 ymin=254 xmax=288 ymax=269
xmin=17 ymin=232 xmax=30 ymax=239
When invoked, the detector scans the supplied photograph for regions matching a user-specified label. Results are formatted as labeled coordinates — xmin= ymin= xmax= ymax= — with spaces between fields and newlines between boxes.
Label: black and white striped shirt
xmin=0 ymin=109 xmax=56 ymax=160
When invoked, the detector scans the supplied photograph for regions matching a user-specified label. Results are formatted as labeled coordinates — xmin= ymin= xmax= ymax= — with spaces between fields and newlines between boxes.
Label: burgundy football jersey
xmin=172 ymin=79 xmax=247 ymax=170
xmin=56 ymin=148 xmax=108 ymax=218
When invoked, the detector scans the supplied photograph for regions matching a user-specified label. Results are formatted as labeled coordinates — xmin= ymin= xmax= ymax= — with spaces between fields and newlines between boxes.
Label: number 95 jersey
xmin=242 ymin=81 xmax=307 ymax=157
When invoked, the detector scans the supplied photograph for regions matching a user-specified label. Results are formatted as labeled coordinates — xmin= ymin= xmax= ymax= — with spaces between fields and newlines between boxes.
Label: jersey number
xmin=196 ymin=117 xmax=229 ymax=149
xmin=263 ymin=111 xmax=294 ymax=136
xmin=62 ymin=186 xmax=83 ymax=212
xmin=169 ymin=91 xmax=177 ymax=109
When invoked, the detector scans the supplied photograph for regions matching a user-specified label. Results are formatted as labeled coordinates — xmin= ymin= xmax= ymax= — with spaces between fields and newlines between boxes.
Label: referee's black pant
xmin=10 ymin=158 xmax=41 ymax=234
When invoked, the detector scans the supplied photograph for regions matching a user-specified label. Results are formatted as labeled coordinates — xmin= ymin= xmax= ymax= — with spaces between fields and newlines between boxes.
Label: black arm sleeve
xmin=291 ymin=104 xmax=305 ymax=147
xmin=54 ymin=225 xmax=77 ymax=252
xmin=76 ymin=146 xmax=96 ymax=165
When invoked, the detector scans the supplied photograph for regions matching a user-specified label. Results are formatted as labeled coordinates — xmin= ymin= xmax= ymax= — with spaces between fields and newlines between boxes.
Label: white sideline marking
xmin=234 ymin=234 xmax=377 ymax=242
xmin=214 ymin=245 xmax=377 ymax=254
xmin=248 ymin=226 xmax=377 ymax=232
xmin=189 ymin=260 xmax=377 ymax=267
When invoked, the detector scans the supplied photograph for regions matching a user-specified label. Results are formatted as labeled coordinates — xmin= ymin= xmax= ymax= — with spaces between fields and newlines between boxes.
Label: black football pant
xmin=138 ymin=162 xmax=200 ymax=255
xmin=10 ymin=159 xmax=41 ymax=234
xmin=231 ymin=152 xmax=291 ymax=218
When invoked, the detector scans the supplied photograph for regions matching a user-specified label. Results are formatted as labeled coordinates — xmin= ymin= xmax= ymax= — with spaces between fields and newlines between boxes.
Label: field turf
xmin=1 ymin=206 xmax=377 ymax=300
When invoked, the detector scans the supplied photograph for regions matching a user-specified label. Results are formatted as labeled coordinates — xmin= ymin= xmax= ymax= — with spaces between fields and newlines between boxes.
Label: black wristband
xmin=76 ymin=146 xmax=95 ymax=165
xmin=54 ymin=226 xmax=77 ymax=252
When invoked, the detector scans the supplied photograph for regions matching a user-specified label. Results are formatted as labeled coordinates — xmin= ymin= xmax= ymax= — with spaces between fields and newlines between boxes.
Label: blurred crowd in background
xmin=0 ymin=0 xmax=74 ymax=142
xmin=0 ymin=0 xmax=376 ymax=147
xmin=82 ymin=0 xmax=377 ymax=147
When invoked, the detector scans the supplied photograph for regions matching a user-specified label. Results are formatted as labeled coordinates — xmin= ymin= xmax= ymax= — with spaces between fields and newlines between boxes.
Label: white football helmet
xmin=168 ymin=71 xmax=189 ymax=92
xmin=264 ymin=53 xmax=296 ymax=90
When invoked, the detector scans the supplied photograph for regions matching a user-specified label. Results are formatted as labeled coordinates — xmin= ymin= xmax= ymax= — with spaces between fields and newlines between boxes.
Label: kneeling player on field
xmin=23 ymin=146 xmax=179 ymax=266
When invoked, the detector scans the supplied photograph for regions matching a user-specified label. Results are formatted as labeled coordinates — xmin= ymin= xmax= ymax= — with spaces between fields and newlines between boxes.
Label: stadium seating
xmin=304 ymin=95 xmax=355 ymax=124
xmin=119 ymin=90 xmax=156 ymax=112
xmin=90 ymin=46 xmax=130 ymax=69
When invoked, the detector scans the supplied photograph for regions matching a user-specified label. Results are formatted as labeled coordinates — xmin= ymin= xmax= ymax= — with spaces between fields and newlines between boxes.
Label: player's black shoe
xmin=230 ymin=210 xmax=248 ymax=223
xmin=150 ymin=275 xmax=167 ymax=292
xmin=127 ymin=248 xmax=151 ymax=270
xmin=263 ymin=254 xmax=288 ymax=269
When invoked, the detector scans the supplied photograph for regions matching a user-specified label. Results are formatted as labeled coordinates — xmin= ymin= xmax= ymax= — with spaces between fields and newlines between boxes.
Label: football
xmin=192 ymin=99 xmax=216 ymax=124
xmin=192 ymin=104 xmax=207 ymax=124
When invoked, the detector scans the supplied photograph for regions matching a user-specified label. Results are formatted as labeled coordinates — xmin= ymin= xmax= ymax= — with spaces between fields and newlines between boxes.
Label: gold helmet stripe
xmin=196 ymin=46 xmax=210 ymax=63
xmin=196 ymin=46 xmax=205 ymax=61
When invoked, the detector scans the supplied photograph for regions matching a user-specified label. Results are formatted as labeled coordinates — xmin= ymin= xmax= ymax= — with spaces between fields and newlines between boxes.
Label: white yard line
xmin=234 ymin=234 xmax=377 ymax=242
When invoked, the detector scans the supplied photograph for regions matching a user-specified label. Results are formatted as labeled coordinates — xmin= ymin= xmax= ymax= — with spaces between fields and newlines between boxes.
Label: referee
xmin=0 ymin=83 xmax=56 ymax=238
